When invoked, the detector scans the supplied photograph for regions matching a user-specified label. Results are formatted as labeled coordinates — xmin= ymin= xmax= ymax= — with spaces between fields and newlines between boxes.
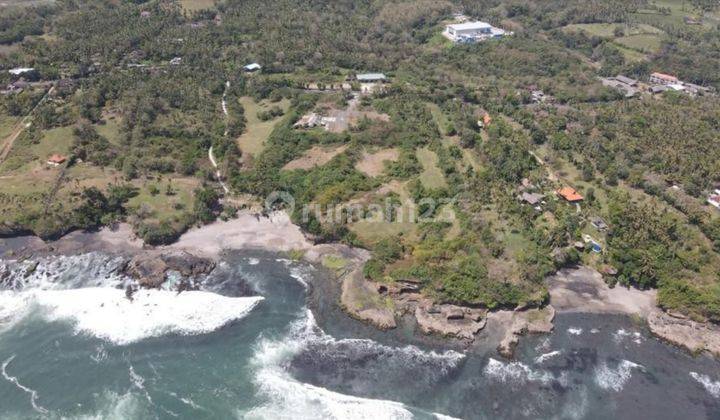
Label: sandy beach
xmin=4 ymin=210 xmax=720 ymax=358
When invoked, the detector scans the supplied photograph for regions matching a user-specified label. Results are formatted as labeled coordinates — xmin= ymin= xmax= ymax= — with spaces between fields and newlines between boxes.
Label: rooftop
xmin=47 ymin=154 xmax=67 ymax=164
xmin=357 ymin=73 xmax=387 ymax=81
xmin=557 ymin=187 xmax=583 ymax=202
xmin=447 ymin=21 xmax=492 ymax=31
xmin=651 ymin=72 xmax=678 ymax=81
xmin=8 ymin=67 xmax=34 ymax=75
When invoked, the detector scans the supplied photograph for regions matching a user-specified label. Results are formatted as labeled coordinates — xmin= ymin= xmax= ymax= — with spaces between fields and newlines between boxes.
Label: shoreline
xmin=2 ymin=211 xmax=720 ymax=358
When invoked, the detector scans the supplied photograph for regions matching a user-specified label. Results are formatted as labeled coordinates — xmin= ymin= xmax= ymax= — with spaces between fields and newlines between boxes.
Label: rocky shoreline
xmin=2 ymin=210 xmax=720 ymax=359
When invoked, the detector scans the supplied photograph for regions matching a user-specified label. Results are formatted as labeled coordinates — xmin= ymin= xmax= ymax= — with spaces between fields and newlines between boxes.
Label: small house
xmin=520 ymin=192 xmax=543 ymax=205
xmin=244 ymin=63 xmax=262 ymax=72
xmin=169 ymin=57 xmax=182 ymax=65
xmin=8 ymin=67 xmax=35 ymax=76
xmin=708 ymin=189 xmax=720 ymax=210
xmin=477 ymin=113 xmax=492 ymax=128
xmin=649 ymin=85 xmax=668 ymax=94
xmin=47 ymin=154 xmax=67 ymax=166
xmin=556 ymin=187 xmax=583 ymax=202
xmin=615 ymin=75 xmax=638 ymax=86
xmin=649 ymin=72 xmax=679 ymax=85
xmin=356 ymin=73 xmax=387 ymax=83
xmin=140 ymin=11 xmax=151 ymax=18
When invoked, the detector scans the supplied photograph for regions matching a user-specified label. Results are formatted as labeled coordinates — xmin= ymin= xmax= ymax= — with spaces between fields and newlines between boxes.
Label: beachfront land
xmin=0 ymin=0 xmax=719 ymax=341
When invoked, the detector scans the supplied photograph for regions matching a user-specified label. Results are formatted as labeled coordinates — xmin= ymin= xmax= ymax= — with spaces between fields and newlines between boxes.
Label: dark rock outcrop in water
xmin=123 ymin=250 xmax=216 ymax=287
xmin=414 ymin=301 xmax=487 ymax=340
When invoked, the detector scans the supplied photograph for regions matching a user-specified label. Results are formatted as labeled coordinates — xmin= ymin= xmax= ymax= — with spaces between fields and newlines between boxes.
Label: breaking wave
xmin=690 ymin=372 xmax=720 ymax=398
xmin=6 ymin=288 xmax=262 ymax=345
xmin=484 ymin=358 xmax=560 ymax=386
xmin=246 ymin=309 xmax=464 ymax=419
xmin=594 ymin=360 xmax=643 ymax=392
xmin=567 ymin=327 xmax=583 ymax=336
xmin=534 ymin=350 xmax=562 ymax=364
xmin=612 ymin=328 xmax=643 ymax=345
xmin=0 ymin=253 xmax=264 ymax=345
xmin=1 ymin=355 xmax=47 ymax=414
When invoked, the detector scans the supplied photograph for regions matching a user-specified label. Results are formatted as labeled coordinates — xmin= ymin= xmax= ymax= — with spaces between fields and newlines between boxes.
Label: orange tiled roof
xmin=557 ymin=187 xmax=583 ymax=202
xmin=47 ymin=154 xmax=67 ymax=164
xmin=483 ymin=113 xmax=492 ymax=126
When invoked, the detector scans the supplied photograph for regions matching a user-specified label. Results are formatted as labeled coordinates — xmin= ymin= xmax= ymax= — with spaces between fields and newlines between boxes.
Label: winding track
xmin=209 ymin=81 xmax=231 ymax=195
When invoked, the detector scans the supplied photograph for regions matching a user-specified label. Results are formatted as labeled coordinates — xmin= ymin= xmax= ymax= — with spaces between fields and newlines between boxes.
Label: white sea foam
xmin=248 ymin=258 xmax=260 ymax=265
xmin=247 ymin=309 xmax=463 ymax=419
xmin=567 ymin=327 xmax=583 ymax=336
xmin=289 ymin=267 xmax=309 ymax=288
xmin=1 ymin=355 xmax=47 ymax=414
xmin=612 ymin=328 xmax=643 ymax=345
xmin=690 ymin=372 xmax=720 ymax=398
xmin=534 ymin=350 xmax=562 ymax=364
xmin=484 ymin=358 xmax=554 ymax=385
xmin=73 ymin=391 xmax=149 ymax=420
xmin=0 ymin=253 xmax=129 ymax=291
xmin=2 ymin=288 xmax=263 ymax=345
xmin=247 ymin=367 xmax=415 ymax=419
xmin=434 ymin=413 xmax=463 ymax=420
xmin=594 ymin=360 xmax=643 ymax=392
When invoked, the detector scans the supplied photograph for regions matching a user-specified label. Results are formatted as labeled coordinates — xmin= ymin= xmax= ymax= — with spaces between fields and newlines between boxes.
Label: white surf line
xmin=1 ymin=355 xmax=48 ymax=414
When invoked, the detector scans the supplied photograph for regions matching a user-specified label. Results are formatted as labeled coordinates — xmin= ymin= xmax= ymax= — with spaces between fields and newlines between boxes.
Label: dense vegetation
xmin=0 ymin=0 xmax=719 ymax=318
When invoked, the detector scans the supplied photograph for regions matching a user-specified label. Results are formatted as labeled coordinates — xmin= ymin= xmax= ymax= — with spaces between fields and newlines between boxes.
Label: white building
xmin=356 ymin=73 xmax=387 ymax=83
xmin=708 ymin=189 xmax=720 ymax=210
xmin=244 ymin=63 xmax=262 ymax=72
xmin=444 ymin=21 xmax=508 ymax=43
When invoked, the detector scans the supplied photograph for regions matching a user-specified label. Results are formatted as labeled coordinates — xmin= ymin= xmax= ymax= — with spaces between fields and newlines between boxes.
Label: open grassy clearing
xmin=0 ymin=125 xmax=74 ymax=174
xmin=427 ymin=102 xmax=449 ymax=135
xmin=354 ymin=148 xmax=398 ymax=177
xmin=179 ymin=0 xmax=216 ymax=12
xmin=416 ymin=147 xmax=447 ymax=189
xmin=634 ymin=0 xmax=720 ymax=29
xmin=125 ymin=177 xmax=198 ymax=223
xmin=562 ymin=23 xmax=662 ymax=38
xmin=615 ymin=34 xmax=663 ymax=53
xmin=282 ymin=144 xmax=348 ymax=171
xmin=0 ymin=115 xmax=20 ymax=140
xmin=349 ymin=180 xmax=418 ymax=245
xmin=441 ymin=135 xmax=482 ymax=171
xmin=236 ymin=97 xmax=290 ymax=160
xmin=614 ymin=45 xmax=649 ymax=62
xmin=95 ymin=118 xmax=123 ymax=146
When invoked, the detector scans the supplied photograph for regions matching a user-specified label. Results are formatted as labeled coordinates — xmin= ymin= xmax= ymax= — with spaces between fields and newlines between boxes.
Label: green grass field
xmin=615 ymin=34 xmax=663 ymax=53
xmin=416 ymin=147 xmax=447 ymax=189
xmin=126 ymin=177 xmax=198 ymax=223
xmin=237 ymin=97 xmax=290 ymax=159
xmin=0 ymin=115 xmax=20 ymax=140
xmin=179 ymin=0 xmax=216 ymax=12
xmin=95 ymin=118 xmax=123 ymax=146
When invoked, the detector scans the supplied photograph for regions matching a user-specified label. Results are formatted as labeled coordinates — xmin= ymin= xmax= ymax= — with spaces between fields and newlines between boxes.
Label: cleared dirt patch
xmin=322 ymin=97 xmax=390 ymax=133
xmin=355 ymin=148 xmax=399 ymax=177
xmin=282 ymin=145 xmax=348 ymax=171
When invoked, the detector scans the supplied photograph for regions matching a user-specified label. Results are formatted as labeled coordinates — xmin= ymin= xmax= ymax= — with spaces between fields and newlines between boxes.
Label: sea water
xmin=0 ymin=250 xmax=719 ymax=419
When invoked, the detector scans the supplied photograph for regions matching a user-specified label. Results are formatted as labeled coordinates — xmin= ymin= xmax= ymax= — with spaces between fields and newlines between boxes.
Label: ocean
xmin=1 ymin=249 xmax=720 ymax=419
